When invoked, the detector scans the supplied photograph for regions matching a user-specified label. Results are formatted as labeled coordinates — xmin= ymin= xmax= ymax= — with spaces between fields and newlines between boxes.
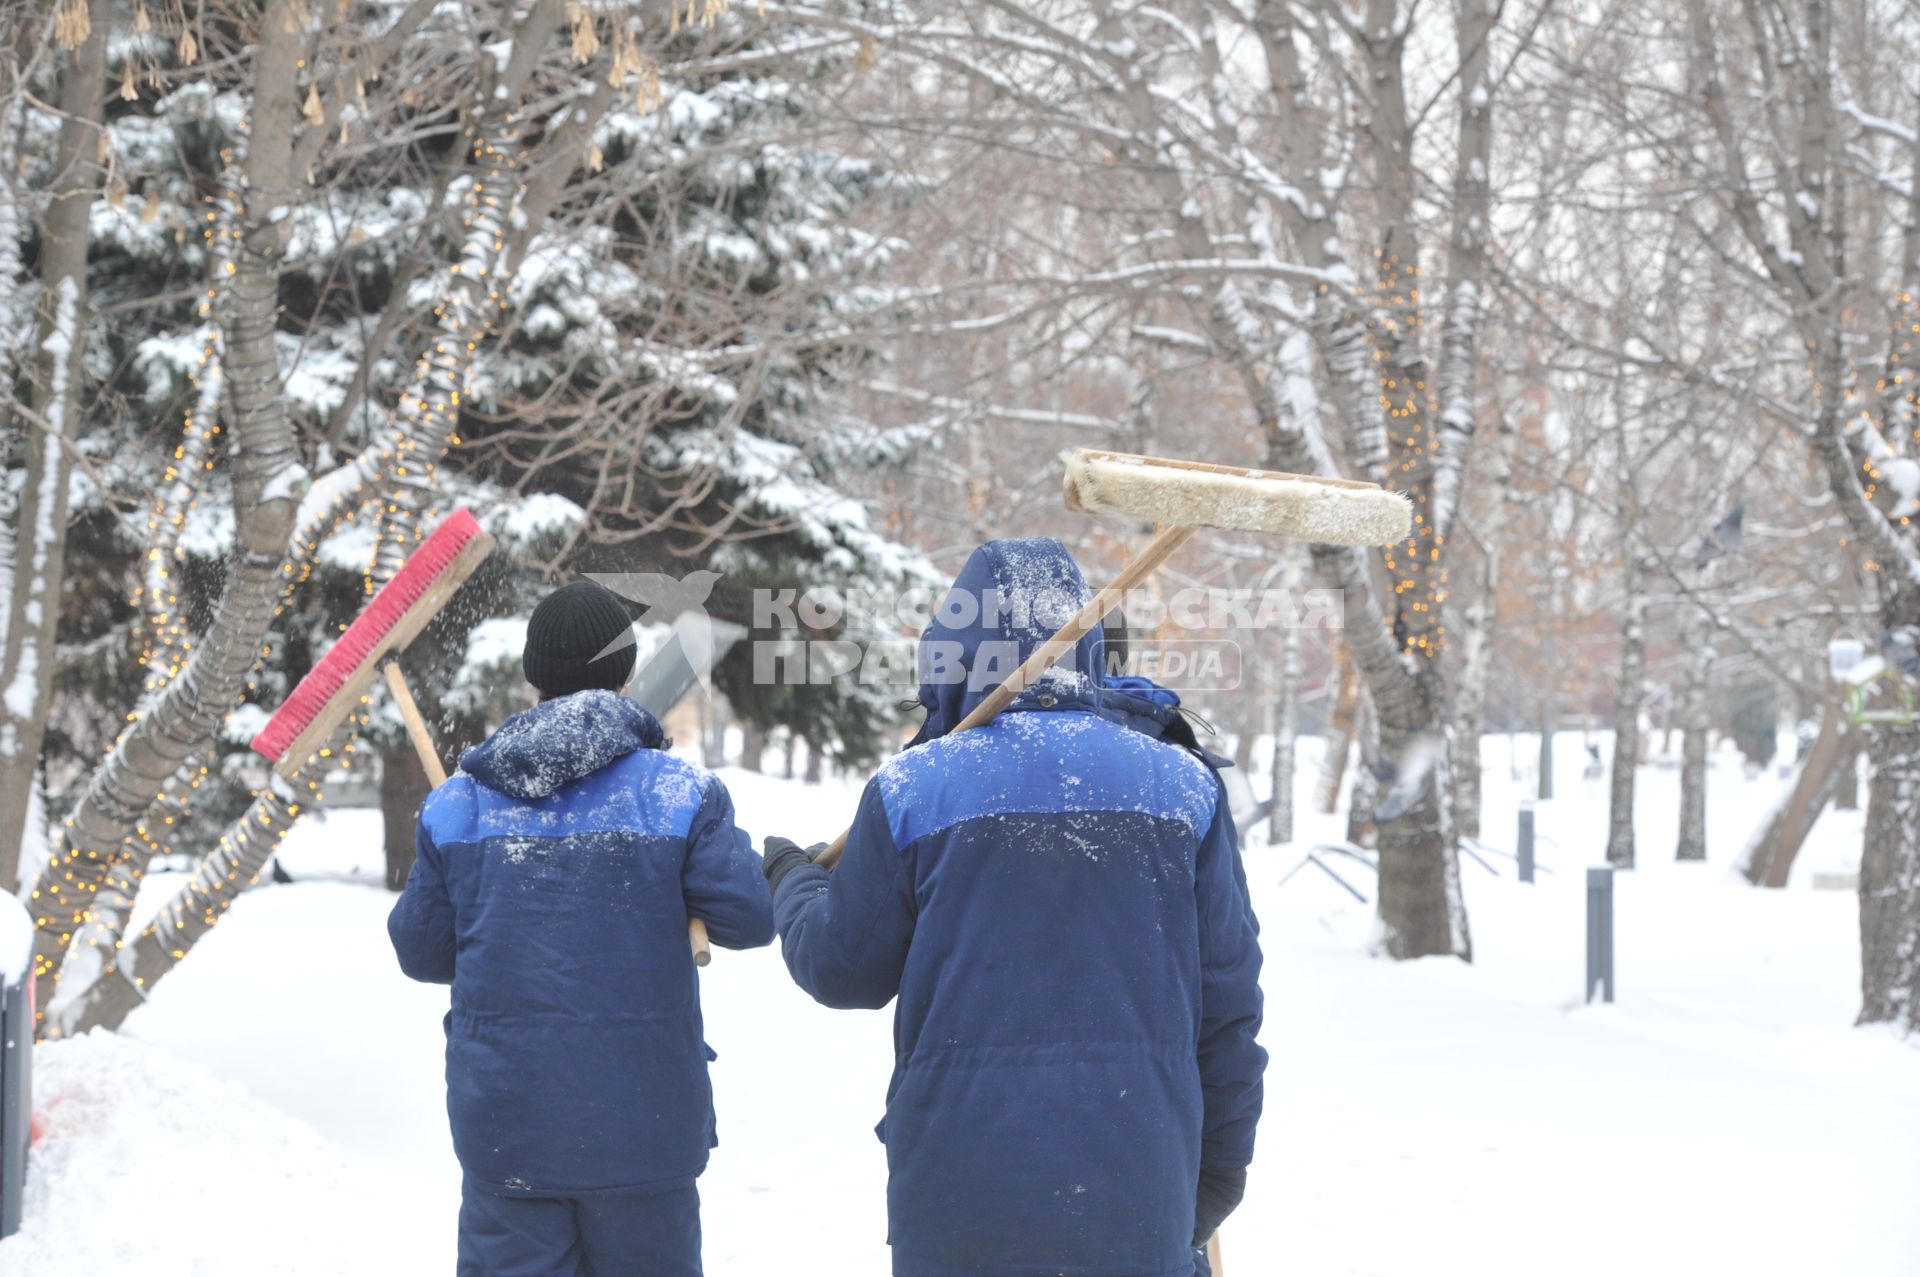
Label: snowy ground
xmin=5 ymin=731 xmax=1918 ymax=1276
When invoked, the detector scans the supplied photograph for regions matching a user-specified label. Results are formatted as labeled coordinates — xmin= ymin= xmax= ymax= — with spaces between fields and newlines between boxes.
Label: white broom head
xmin=1061 ymin=449 xmax=1413 ymax=546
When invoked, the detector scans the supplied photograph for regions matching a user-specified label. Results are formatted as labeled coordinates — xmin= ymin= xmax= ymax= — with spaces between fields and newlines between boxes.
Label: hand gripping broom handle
xmin=813 ymin=524 xmax=1197 ymax=870
xmin=382 ymin=662 xmax=714 ymax=967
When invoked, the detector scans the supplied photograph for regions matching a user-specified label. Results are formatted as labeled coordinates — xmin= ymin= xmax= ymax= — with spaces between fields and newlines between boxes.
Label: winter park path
xmin=4 ymin=757 xmax=1918 ymax=1276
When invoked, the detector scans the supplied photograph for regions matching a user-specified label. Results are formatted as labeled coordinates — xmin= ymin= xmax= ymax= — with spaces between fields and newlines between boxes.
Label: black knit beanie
xmin=522 ymin=581 xmax=638 ymax=697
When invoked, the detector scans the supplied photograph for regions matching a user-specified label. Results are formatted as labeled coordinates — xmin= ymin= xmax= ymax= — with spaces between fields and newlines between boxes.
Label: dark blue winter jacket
xmin=772 ymin=539 xmax=1266 ymax=1277
xmin=388 ymin=689 xmax=774 ymax=1197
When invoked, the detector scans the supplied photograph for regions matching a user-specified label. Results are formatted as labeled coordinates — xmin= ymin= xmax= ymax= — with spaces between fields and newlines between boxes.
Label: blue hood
xmin=908 ymin=537 xmax=1105 ymax=748
xmin=1105 ymin=674 xmax=1182 ymax=709
xmin=460 ymin=688 xmax=667 ymax=799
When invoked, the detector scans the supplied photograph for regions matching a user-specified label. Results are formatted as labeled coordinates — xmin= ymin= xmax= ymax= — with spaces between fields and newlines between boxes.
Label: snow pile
xmin=0 ymin=889 xmax=31 ymax=985
xmin=0 ymin=1031 xmax=436 ymax=1276
xmin=6 ymin=732 xmax=1916 ymax=1275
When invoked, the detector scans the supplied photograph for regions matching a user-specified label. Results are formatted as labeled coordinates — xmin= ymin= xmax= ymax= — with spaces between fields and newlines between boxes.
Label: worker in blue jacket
xmin=763 ymin=538 xmax=1266 ymax=1277
xmin=389 ymin=580 xmax=774 ymax=1277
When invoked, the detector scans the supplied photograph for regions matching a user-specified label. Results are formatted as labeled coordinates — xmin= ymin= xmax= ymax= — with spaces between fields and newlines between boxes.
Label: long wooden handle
xmin=381 ymin=662 xmax=713 ymax=966
xmin=1076 ymin=447 xmax=1380 ymax=491
xmin=1207 ymin=1230 xmax=1224 ymax=1274
xmin=384 ymin=661 xmax=447 ymax=786
xmin=814 ymin=524 xmax=1197 ymax=869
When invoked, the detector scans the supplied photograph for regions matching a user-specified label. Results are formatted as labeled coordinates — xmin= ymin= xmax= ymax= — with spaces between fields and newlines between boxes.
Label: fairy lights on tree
xmin=1372 ymin=248 xmax=1448 ymax=661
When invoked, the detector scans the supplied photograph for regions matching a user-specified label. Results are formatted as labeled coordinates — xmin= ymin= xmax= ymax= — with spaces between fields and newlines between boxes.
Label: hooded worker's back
xmin=772 ymin=539 xmax=1265 ymax=1277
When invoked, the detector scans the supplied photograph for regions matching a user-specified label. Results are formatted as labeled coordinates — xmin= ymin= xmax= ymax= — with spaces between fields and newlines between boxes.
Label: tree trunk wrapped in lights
xmin=46 ymin=724 xmax=362 ymax=1036
xmin=134 ymin=325 xmax=224 ymax=704
xmin=368 ymin=117 xmax=521 ymax=581
xmin=366 ymin=0 xmax=569 ymax=583
xmin=42 ymin=0 xmax=597 ymax=1035
xmin=22 ymin=0 xmax=451 ymax=930
xmin=0 ymin=0 xmax=108 ymax=892
xmin=31 ymin=0 xmax=309 ymax=1009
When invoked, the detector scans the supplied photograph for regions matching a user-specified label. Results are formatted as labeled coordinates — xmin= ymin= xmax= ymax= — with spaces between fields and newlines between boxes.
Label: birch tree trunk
xmin=1675 ymin=604 xmax=1712 ymax=862
xmin=1268 ymin=593 xmax=1302 ymax=845
xmin=0 ymin=60 xmax=27 ymax=844
xmin=0 ymin=0 xmax=108 ymax=891
xmin=1858 ymin=726 xmax=1920 ymax=1029
xmin=1536 ymin=674 xmax=1556 ymax=801
xmin=1606 ymin=582 xmax=1646 ymax=868
xmin=1346 ymin=693 xmax=1379 ymax=850
xmin=1451 ymin=549 xmax=1499 ymax=843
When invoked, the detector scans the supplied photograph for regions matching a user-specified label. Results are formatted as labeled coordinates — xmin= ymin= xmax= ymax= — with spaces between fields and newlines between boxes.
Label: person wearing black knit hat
xmin=390 ymin=577 xmax=773 ymax=1277
xmin=522 ymin=579 xmax=639 ymax=699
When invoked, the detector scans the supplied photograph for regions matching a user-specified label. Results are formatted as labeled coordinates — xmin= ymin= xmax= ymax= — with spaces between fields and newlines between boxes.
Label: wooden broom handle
xmin=385 ymin=661 xmax=447 ymax=786
xmin=381 ymin=662 xmax=713 ymax=966
xmin=1076 ymin=447 xmax=1379 ymax=491
xmin=813 ymin=524 xmax=1197 ymax=869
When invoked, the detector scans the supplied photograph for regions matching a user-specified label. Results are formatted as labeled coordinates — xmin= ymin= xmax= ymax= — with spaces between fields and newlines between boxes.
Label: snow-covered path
xmin=7 ymin=738 xmax=1919 ymax=1275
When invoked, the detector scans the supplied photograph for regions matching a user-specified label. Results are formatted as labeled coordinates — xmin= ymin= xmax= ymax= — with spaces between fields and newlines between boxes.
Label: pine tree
xmin=13 ymin=2 xmax=931 ymax=1034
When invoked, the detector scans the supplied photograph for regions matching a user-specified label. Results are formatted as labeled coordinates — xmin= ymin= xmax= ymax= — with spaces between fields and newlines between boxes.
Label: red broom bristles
xmin=252 ymin=508 xmax=487 ymax=766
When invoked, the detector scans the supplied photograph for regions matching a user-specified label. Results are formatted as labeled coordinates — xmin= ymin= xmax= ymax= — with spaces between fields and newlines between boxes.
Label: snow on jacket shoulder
xmin=388 ymin=689 xmax=773 ymax=1197
xmin=772 ymin=539 xmax=1266 ymax=1277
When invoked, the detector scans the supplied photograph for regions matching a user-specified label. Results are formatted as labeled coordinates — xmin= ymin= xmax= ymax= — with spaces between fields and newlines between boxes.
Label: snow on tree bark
xmin=1674 ymin=603 xmax=1712 ymax=862
xmin=32 ymin=0 xmax=309 ymax=1019
xmin=1859 ymin=729 xmax=1920 ymax=1031
xmin=48 ymin=0 xmax=568 ymax=1031
xmin=1607 ymin=585 xmax=1646 ymax=869
xmin=1269 ymin=555 xmax=1303 ymax=845
xmin=0 ymin=1 xmax=107 ymax=894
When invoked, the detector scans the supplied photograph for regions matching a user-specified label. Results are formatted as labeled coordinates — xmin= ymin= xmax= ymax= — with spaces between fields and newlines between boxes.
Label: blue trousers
xmin=457 ymin=1177 xmax=701 ymax=1277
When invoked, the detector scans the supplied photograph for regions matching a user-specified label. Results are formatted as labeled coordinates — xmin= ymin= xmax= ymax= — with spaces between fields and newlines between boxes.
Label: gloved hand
xmin=761 ymin=836 xmax=818 ymax=892
xmin=1192 ymin=1165 xmax=1246 ymax=1247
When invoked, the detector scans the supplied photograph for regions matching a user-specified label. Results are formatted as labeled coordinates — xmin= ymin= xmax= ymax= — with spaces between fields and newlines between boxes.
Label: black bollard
xmin=1585 ymin=867 xmax=1615 ymax=1004
xmin=0 ymin=909 xmax=31 ymax=1240
xmin=1518 ymin=802 xmax=1536 ymax=884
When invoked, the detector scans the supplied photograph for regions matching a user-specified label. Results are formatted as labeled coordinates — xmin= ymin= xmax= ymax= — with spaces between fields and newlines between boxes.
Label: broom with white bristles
xmin=812 ymin=449 xmax=1411 ymax=871
xmin=816 ymin=450 xmax=1407 ymax=1276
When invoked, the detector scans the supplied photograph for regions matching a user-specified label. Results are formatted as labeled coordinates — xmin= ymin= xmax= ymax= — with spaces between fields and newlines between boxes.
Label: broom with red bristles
xmin=250 ymin=507 xmax=712 ymax=965
xmin=251 ymin=508 xmax=494 ymax=778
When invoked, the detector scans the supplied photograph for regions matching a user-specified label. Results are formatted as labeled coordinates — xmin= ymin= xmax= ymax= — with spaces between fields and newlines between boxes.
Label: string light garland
xmin=367 ymin=113 xmax=522 ymax=586
xmin=30 ymin=165 xmax=246 ymax=998
xmin=37 ymin=0 xmax=733 ymax=1026
xmin=1372 ymin=248 xmax=1447 ymax=660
